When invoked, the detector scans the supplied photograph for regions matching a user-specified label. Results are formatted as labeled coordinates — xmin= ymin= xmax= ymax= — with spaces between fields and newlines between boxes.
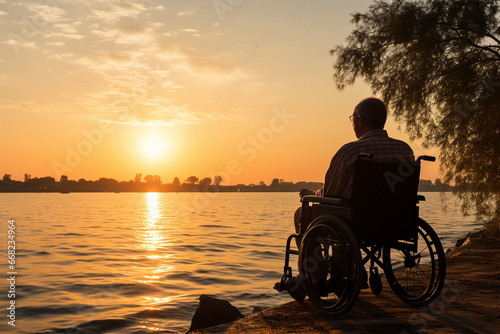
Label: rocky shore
xmin=191 ymin=220 xmax=499 ymax=333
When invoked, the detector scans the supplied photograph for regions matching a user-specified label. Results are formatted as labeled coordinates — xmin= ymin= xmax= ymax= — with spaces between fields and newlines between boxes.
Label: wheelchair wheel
xmin=299 ymin=215 xmax=363 ymax=316
xmin=383 ymin=218 xmax=446 ymax=307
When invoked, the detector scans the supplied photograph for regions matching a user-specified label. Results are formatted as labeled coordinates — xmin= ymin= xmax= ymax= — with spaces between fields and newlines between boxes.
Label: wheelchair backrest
xmin=349 ymin=155 xmax=420 ymax=244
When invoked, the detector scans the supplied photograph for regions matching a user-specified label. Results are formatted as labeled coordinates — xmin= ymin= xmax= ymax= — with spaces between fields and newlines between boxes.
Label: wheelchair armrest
xmin=416 ymin=195 xmax=426 ymax=202
xmin=302 ymin=195 xmax=351 ymax=207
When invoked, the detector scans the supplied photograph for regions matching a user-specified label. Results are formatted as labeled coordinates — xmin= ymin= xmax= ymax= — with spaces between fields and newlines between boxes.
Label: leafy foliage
xmin=331 ymin=0 xmax=500 ymax=219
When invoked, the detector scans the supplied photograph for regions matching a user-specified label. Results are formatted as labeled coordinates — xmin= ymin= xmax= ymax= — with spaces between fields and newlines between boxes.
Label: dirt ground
xmin=193 ymin=221 xmax=499 ymax=333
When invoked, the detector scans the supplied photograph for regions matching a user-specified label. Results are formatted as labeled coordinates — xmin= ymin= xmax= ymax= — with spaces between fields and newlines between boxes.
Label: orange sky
xmin=0 ymin=0 xmax=440 ymax=185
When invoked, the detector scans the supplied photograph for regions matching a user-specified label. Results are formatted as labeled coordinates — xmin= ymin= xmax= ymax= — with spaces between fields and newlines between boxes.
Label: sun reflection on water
xmin=137 ymin=193 xmax=174 ymax=288
xmin=141 ymin=192 xmax=164 ymax=251
xmin=144 ymin=296 xmax=174 ymax=306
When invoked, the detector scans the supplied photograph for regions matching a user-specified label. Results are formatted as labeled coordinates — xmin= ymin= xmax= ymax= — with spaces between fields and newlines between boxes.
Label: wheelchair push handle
xmin=417 ymin=155 xmax=436 ymax=162
xmin=357 ymin=153 xmax=434 ymax=163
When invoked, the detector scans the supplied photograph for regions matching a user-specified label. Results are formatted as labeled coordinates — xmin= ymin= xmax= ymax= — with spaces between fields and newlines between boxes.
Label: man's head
xmin=351 ymin=97 xmax=387 ymax=139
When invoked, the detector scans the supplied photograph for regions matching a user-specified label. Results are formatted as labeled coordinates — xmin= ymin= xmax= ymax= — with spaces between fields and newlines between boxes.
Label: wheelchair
xmin=276 ymin=153 xmax=446 ymax=316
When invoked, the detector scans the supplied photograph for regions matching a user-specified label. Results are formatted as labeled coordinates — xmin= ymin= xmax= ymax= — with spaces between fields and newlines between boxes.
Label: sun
xmin=142 ymin=136 xmax=167 ymax=159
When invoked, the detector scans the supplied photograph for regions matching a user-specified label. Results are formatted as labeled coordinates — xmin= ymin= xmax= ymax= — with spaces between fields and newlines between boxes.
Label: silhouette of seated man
xmin=280 ymin=97 xmax=414 ymax=300
xmin=295 ymin=97 xmax=414 ymax=237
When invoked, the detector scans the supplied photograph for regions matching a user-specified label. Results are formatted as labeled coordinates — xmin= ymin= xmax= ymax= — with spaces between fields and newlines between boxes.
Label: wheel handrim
xmin=299 ymin=220 xmax=362 ymax=315
xmin=384 ymin=219 xmax=445 ymax=305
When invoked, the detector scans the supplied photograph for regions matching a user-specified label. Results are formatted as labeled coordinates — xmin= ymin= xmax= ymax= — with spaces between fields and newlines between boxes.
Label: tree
xmin=434 ymin=178 xmax=442 ymax=188
xmin=199 ymin=177 xmax=212 ymax=188
xmin=185 ymin=176 xmax=199 ymax=184
xmin=331 ymin=0 xmax=500 ymax=218
xmin=144 ymin=175 xmax=154 ymax=183
xmin=419 ymin=179 xmax=433 ymax=188
xmin=38 ymin=177 xmax=55 ymax=185
xmin=96 ymin=177 xmax=118 ymax=188
xmin=2 ymin=174 xmax=11 ymax=182
xmin=172 ymin=177 xmax=180 ymax=187
xmin=270 ymin=178 xmax=280 ymax=188
xmin=24 ymin=174 xmax=31 ymax=182
xmin=134 ymin=173 xmax=142 ymax=183
xmin=214 ymin=175 xmax=223 ymax=186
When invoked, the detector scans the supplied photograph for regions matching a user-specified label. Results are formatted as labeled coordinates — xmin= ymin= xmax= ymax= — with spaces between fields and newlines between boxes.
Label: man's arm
xmin=316 ymin=147 xmax=350 ymax=198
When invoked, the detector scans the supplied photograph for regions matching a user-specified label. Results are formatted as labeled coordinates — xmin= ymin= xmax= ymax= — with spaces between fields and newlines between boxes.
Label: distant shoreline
xmin=0 ymin=176 xmax=452 ymax=193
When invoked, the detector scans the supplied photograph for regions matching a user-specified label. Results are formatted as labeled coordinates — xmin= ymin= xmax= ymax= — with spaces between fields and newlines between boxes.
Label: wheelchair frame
xmin=276 ymin=154 xmax=446 ymax=315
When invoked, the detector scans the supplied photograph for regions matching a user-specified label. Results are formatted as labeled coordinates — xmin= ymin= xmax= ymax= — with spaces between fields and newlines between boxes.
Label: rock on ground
xmin=188 ymin=295 xmax=244 ymax=332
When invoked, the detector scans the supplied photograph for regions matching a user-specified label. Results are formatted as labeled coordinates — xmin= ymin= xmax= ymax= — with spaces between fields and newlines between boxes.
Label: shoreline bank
xmin=192 ymin=221 xmax=499 ymax=333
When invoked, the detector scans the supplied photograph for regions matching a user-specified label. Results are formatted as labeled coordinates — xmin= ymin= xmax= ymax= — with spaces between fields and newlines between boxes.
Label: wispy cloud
xmin=158 ymin=43 xmax=247 ymax=81
xmin=45 ymin=31 xmax=85 ymax=40
xmin=46 ymin=41 xmax=65 ymax=47
xmin=73 ymin=94 xmax=204 ymax=126
xmin=3 ymin=38 xmax=37 ymax=50
xmin=178 ymin=10 xmax=194 ymax=16
xmin=90 ymin=1 xmax=148 ymax=23
xmin=23 ymin=2 xmax=67 ymax=22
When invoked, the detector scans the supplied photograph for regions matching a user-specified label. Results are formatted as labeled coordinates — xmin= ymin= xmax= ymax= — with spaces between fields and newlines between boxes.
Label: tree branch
xmin=432 ymin=21 xmax=500 ymax=60
xmin=485 ymin=31 xmax=500 ymax=45
xmin=460 ymin=37 xmax=500 ymax=60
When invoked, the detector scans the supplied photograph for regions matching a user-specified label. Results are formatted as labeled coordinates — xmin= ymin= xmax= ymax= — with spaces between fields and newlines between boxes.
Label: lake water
xmin=0 ymin=192 xmax=481 ymax=333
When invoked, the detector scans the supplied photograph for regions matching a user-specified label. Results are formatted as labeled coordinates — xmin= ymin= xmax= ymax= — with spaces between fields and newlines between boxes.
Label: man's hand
xmin=299 ymin=188 xmax=314 ymax=199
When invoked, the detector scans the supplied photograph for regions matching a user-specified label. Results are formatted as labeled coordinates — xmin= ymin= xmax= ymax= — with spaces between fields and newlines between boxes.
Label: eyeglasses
xmin=349 ymin=114 xmax=357 ymax=122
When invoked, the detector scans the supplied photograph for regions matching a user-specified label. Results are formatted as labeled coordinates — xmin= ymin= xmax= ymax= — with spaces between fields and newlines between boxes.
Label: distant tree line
xmin=0 ymin=173 xmax=323 ymax=193
xmin=418 ymin=178 xmax=453 ymax=192
xmin=0 ymin=173 xmax=451 ymax=193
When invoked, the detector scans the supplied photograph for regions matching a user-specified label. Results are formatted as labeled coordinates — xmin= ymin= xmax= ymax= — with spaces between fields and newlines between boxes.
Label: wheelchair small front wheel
xmin=383 ymin=218 xmax=446 ymax=307
xmin=298 ymin=215 xmax=363 ymax=316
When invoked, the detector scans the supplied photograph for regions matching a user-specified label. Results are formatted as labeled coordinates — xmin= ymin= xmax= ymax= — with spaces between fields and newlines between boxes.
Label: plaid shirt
xmin=316 ymin=129 xmax=414 ymax=199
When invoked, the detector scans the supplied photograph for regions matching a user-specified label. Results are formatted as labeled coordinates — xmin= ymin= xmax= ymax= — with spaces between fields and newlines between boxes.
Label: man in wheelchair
xmin=275 ymin=97 xmax=446 ymax=315
xmin=295 ymin=97 xmax=414 ymax=244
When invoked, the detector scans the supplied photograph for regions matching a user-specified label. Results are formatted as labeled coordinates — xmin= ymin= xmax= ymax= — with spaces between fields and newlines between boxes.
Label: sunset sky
xmin=0 ymin=0 xmax=439 ymax=185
